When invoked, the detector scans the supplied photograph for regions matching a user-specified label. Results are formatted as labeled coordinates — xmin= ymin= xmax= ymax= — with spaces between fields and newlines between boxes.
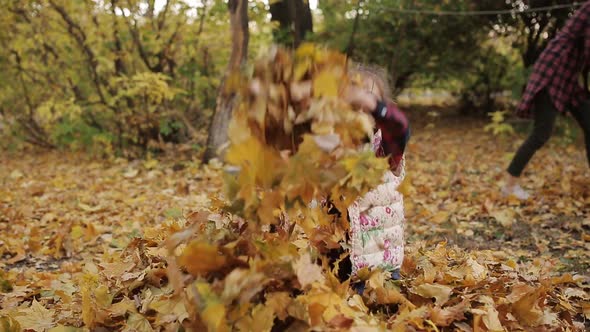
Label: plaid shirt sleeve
xmin=372 ymin=101 xmax=409 ymax=170
xmin=517 ymin=2 xmax=590 ymax=117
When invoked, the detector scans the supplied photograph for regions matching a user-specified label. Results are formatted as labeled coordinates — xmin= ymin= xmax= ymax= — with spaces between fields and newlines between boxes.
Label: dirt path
xmin=404 ymin=109 xmax=589 ymax=274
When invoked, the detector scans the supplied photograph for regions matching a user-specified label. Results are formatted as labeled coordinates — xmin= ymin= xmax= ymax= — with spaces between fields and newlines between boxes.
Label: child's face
xmin=360 ymin=76 xmax=384 ymax=100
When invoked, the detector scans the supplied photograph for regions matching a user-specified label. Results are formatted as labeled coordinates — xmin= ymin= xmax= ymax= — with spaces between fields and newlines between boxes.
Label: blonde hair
xmin=349 ymin=63 xmax=392 ymax=100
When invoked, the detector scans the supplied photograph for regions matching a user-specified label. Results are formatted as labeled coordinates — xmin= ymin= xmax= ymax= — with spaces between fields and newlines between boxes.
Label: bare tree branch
xmin=48 ymin=0 xmax=110 ymax=107
xmin=110 ymin=0 xmax=128 ymax=76
xmin=123 ymin=0 xmax=157 ymax=72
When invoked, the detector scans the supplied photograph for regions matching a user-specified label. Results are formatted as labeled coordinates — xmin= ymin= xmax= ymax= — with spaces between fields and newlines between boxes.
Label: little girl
xmin=292 ymin=65 xmax=410 ymax=290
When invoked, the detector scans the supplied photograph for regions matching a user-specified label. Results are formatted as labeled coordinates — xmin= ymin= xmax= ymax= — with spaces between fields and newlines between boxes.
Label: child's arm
xmin=290 ymin=81 xmax=410 ymax=169
xmin=346 ymin=88 xmax=410 ymax=169
xmin=373 ymin=101 xmax=410 ymax=169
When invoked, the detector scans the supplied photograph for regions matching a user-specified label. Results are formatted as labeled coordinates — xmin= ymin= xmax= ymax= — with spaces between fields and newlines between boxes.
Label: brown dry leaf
xmin=265 ymin=292 xmax=292 ymax=321
xmin=411 ymin=283 xmax=453 ymax=306
xmin=375 ymin=286 xmax=415 ymax=308
xmin=550 ymin=273 xmax=576 ymax=285
xmin=13 ymin=299 xmax=56 ymax=331
xmin=47 ymin=325 xmax=84 ymax=332
xmin=389 ymin=306 xmax=429 ymax=330
xmin=221 ymin=269 xmax=266 ymax=304
xmin=582 ymin=302 xmax=590 ymax=319
xmin=99 ymin=261 xmax=136 ymax=280
xmin=6 ymin=246 xmax=26 ymax=264
xmin=511 ymin=285 xmax=546 ymax=326
xmin=506 ymin=283 xmax=535 ymax=303
xmin=482 ymin=305 xmax=504 ymax=332
xmin=328 ymin=314 xmax=354 ymax=329
xmin=491 ymin=209 xmax=516 ymax=228
xmin=430 ymin=211 xmax=450 ymax=224
xmin=308 ymin=301 xmax=326 ymax=327
xmin=165 ymin=256 xmax=186 ymax=295
xmin=429 ymin=300 xmax=468 ymax=327
xmin=563 ymin=287 xmax=589 ymax=300
xmin=108 ymin=298 xmax=137 ymax=318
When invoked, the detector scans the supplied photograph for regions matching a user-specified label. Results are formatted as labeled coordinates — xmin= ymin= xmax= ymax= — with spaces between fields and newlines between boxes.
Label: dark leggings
xmin=508 ymin=90 xmax=590 ymax=177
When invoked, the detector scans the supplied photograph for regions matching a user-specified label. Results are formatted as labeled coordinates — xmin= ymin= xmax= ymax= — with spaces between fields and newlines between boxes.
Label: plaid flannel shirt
xmin=517 ymin=1 xmax=590 ymax=117
xmin=372 ymin=101 xmax=409 ymax=170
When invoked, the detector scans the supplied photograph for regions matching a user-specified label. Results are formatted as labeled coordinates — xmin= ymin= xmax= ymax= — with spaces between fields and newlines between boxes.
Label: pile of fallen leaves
xmin=160 ymin=44 xmax=396 ymax=331
xmin=157 ymin=45 xmax=588 ymax=331
xmin=0 ymin=44 xmax=588 ymax=332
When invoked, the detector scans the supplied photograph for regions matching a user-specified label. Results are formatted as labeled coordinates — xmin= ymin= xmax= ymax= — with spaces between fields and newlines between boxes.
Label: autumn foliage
xmin=0 ymin=45 xmax=588 ymax=331
xmin=159 ymin=45 xmax=588 ymax=331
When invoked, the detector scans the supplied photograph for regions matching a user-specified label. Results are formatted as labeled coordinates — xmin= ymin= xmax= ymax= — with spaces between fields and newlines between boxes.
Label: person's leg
xmin=505 ymin=90 xmax=558 ymax=198
xmin=569 ymin=99 xmax=590 ymax=167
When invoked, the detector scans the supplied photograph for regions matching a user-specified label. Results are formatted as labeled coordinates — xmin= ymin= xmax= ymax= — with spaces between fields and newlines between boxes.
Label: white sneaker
xmin=501 ymin=185 xmax=531 ymax=200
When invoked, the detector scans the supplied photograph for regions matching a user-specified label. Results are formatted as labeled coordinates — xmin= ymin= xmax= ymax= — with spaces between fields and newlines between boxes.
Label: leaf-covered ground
xmin=1 ymin=109 xmax=589 ymax=331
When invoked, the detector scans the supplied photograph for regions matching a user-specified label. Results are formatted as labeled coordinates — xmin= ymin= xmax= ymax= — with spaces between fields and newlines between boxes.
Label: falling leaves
xmin=1 ymin=45 xmax=589 ymax=331
xmin=178 ymin=241 xmax=227 ymax=276
xmin=293 ymin=252 xmax=325 ymax=289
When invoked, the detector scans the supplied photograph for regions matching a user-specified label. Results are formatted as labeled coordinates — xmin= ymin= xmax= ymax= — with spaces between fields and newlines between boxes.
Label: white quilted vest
xmin=347 ymin=130 xmax=405 ymax=275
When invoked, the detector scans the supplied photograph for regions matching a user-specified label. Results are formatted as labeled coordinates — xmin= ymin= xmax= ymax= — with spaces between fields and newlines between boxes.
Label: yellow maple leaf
xmin=149 ymin=296 xmax=189 ymax=323
xmin=339 ymin=150 xmax=389 ymax=193
xmin=225 ymin=136 xmax=284 ymax=208
xmin=265 ymin=292 xmax=292 ymax=321
xmin=294 ymin=42 xmax=316 ymax=59
xmin=313 ymin=69 xmax=339 ymax=97
xmin=293 ymin=58 xmax=312 ymax=81
xmin=235 ymin=304 xmax=275 ymax=332
xmin=194 ymin=282 xmax=229 ymax=332
xmin=123 ymin=313 xmax=154 ymax=332
xmin=13 ymin=299 xmax=56 ymax=331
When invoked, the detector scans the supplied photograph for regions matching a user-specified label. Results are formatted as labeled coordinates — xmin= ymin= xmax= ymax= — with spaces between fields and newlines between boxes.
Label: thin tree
xmin=203 ymin=0 xmax=249 ymax=162
xmin=269 ymin=0 xmax=313 ymax=47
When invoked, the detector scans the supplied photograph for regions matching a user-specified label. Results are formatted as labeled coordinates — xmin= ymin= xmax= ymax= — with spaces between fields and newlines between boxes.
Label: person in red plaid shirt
xmin=504 ymin=1 xmax=590 ymax=200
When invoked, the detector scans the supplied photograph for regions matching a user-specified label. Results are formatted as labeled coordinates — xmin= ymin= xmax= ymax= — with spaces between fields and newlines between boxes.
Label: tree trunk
xmin=270 ymin=0 xmax=313 ymax=47
xmin=202 ymin=0 xmax=248 ymax=163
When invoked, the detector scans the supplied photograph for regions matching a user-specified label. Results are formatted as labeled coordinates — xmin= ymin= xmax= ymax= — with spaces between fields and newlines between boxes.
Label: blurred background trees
xmin=0 ymin=0 xmax=581 ymax=157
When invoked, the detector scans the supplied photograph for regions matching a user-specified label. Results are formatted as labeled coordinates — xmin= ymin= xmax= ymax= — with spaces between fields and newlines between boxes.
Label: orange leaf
xmin=511 ymin=285 xmax=547 ymax=326
xmin=430 ymin=301 xmax=468 ymax=327
xmin=178 ymin=242 xmax=227 ymax=276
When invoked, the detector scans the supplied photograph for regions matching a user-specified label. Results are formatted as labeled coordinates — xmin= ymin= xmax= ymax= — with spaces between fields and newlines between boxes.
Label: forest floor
xmin=1 ymin=106 xmax=589 ymax=331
